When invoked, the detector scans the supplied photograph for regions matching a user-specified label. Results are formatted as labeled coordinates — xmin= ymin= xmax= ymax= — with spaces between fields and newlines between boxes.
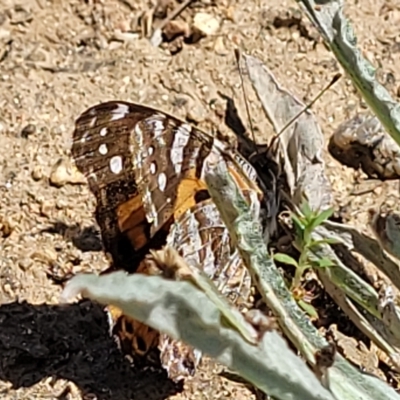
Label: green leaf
xmin=292 ymin=214 xmax=306 ymax=237
xmin=298 ymin=299 xmax=319 ymax=319
xmin=307 ymin=208 xmax=334 ymax=232
xmin=303 ymin=229 xmax=312 ymax=246
xmin=273 ymin=253 xmax=299 ymax=268
xmin=300 ymin=201 xmax=312 ymax=218
xmin=313 ymin=257 xmax=335 ymax=268
xmin=62 ymin=272 xmax=335 ymax=400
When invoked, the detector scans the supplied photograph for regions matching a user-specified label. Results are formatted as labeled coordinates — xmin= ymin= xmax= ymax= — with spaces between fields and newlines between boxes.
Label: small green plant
xmin=274 ymin=201 xmax=337 ymax=315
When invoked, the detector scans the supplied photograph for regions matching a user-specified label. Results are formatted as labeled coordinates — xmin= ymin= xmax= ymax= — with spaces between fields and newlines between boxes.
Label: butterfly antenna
xmin=234 ymin=48 xmax=259 ymax=156
xmin=275 ymin=73 xmax=341 ymax=138
xmin=263 ymin=72 xmax=341 ymax=157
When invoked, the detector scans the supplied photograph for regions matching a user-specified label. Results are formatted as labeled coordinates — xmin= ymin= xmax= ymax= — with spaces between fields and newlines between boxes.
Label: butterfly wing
xmin=72 ymin=102 xmax=156 ymax=269
xmin=72 ymin=101 xmax=258 ymax=271
xmin=72 ymin=101 xmax=258 ymax=380
xmin=159 ymin=199 xmax=253 ymax=381
xmin=108 ymin=198 xmax=254 ymax=381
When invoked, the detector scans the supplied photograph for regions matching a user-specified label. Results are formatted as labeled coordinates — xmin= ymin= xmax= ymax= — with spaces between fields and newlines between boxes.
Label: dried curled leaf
xmin=243 ymin=53 xmax=332 ymax=211
xmin=369 ymin=208 xmax=400 ymax=260
xmin=329 ymin=114 xmax=400 ymax=179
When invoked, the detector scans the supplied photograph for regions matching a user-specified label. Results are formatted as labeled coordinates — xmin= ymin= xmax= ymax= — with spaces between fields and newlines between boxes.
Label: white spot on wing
xmin=158 ymin=172 xmax=167 ymax=191
xmin=89 ymin=117 xmax=97 ymax=128
xmin=99 ymin=144 xmax=108 ymax=155
xmin=133 ymin=123 xmax=144 ymax=147
xmin=111 ymin=103 xmax=129 ymax=121
xmin=152 ymin=117 xmax=165 ymax=138
xmin=142 ymin=188 xmax=158 ymax=227
xmin=100 ymin=127 xmax=107 ymax=136
xmin=132 ymin=124 xmax=144 ymax=169
xmin=110 ymin=155 xmax=123 ymax=174
xmin=81 ymin=130 xmax=91 ymax=143
xmin=148 ymin=146 xmax=154 ymax=156
xmin=150 ymin=162 xmax=157 ymax=175
xmin=170 ymin=123 xmax=191 ymax=174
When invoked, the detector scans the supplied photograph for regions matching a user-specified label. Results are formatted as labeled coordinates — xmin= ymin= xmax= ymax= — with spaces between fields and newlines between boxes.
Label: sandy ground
xmin=1 ymin=0 xmax=400 ymax=399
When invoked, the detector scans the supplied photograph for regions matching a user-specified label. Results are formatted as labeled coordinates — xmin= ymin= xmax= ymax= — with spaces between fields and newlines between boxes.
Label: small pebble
xmin=193 ymin=13 xmax=220 ymax=36
xmin=214 ymin=36 xmax=228 ymax=56
xmin=49 ymin=158 xmax=86 ymax=187
xmin=31 ymin=165 xmax=44 ymax=181
xmin=0 ymin=216 xmax=13 ymax=238
xmin=40 ymin=201 xmax=53 ymax=218
xmin=163 ymin=20 xmax=190 ymax=41
xmin=18 ymin=258 xmax=33 ymax=271
xmin=20 ymin=123 xmax=36 ymax=139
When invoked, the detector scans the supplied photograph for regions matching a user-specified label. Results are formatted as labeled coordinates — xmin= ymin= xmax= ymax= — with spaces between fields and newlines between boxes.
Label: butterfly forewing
xmin=129 ymin=113 xmax=212 ymax=236
xmin=72 ymin=100 xmax=259 ymax=270
xmin=72 ymin=102 xmax=158 ymax=268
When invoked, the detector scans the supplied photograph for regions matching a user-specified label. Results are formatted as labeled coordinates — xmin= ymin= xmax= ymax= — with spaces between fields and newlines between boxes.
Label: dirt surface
xmin=1 ymin=0 xmax=400 ymax=399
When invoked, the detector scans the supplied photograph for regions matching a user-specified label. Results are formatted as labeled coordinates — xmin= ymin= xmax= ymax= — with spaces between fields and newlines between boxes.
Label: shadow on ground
xmin=0 ymin=300 xmax=181 ymax=400
xmin=41 ymin=222 xmax=103 ymax=252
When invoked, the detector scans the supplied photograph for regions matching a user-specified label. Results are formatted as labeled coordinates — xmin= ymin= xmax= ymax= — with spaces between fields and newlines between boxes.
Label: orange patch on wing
xmin=174 ymin=176 xmax=208 ymax=219
xmin=108 ymin=304 xmax=124 ymax=321
xmin=108 ymin=304 xmax=160 ymax=356
xmin=173 ymin=164 xmax=260 ymax=220
xmin=120 ymin=316 xmax=160 ymax=356
xmin=117 ymin=195 xmax=149 ymax=250
xmin=107 ymin=259 xmax=162 ymax=357
xmin=125 ymin=224 xmax=149 ymax=251
xmin=117 ymin=195 xmax=144 ymax=230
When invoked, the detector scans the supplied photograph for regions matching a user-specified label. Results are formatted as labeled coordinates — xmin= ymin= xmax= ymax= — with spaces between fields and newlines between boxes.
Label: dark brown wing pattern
xmin=71 ymin=100 xmax=258 ymax=380
xmin=72 ymin=101 xmax=258 ymax=271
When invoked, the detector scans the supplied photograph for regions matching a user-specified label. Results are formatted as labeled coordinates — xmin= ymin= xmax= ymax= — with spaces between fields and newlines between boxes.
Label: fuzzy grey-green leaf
xmin=62 ymin=272 xmax=335 ymax=400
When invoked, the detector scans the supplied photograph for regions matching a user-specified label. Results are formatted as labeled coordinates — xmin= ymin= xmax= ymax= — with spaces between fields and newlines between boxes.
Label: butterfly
xmin=71 ymin=101 xmax=261 ymax=380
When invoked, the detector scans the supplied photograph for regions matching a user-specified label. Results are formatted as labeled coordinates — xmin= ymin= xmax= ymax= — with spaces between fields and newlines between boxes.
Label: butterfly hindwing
xmin=158 ymin=199 xmax=252 ymax=381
